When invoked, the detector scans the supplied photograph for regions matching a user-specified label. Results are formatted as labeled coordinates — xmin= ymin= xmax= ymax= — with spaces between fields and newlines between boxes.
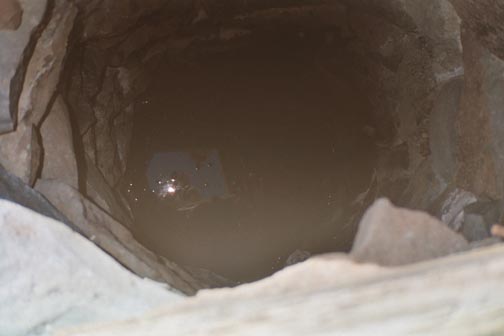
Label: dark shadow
xmin=124 ymin=29 xmax=377 ymax=282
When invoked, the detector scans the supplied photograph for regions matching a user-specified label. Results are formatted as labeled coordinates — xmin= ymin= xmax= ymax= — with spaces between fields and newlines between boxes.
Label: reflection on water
xmin=123 ymin=34 xmax=377 ymax=283
xmin=147 ymin=150 xmax=231 ymax=212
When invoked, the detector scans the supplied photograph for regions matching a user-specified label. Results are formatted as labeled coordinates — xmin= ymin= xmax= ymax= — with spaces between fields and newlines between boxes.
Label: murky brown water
xmin=124 ymin=34 xmax=376 ymax=282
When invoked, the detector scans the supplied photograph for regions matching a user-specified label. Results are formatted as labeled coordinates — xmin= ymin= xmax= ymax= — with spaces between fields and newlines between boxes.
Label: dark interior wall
xmin=60 ymin=0 xmax=464 ymax=282
xmin=122 ymin=27 xmax=379 ymax=281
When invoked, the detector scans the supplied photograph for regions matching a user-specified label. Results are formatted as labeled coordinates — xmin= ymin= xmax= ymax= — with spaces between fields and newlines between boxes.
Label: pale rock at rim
xmin=0 ymin=199 xmax=181 ymax=336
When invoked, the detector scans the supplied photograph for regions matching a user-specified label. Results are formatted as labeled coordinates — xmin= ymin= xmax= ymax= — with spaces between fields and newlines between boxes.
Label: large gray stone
xmin=400 ymin=0 xmax=463 ymax=83
xmin=429 ymin=78 xmax=463 ymax=183
xmin=0 ymin=0 xmax=77 ymax=184
xmin=455 ymin=28 xmax=504 ymax=199
xmin=0 ymin=122 xmax=41 ymax=186
xmin=440 ymin=188 xmax=477 ymax=231
xmin=0 ymin=199 xmax=180 ymax=336
xmin=461 ymin=199 xmax=502 ymax=242
xmin=351 ymin=198 xmax=469 ymax=266
xmin=82 ymin=67 xmax=135 ymax=187
xmin=40 ymin=96 xmax=79 ymax=188
xmin=17 ymin=0 xmax=77 ymax=125
xmin=0 ymin=0 xmax=48 ymax=134
xmin=0 ymin=163 xmax=75 ymax=230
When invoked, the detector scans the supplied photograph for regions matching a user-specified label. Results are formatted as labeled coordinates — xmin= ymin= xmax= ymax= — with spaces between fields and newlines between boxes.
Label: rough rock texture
xmin=66 ymin=32 xmax=167 ymax=188
xmin=34 ymin=179 xmax=199 ymax=292
xmin=17 ymin=0 xmax=76 ymax=125
xmin=440 ymin=188 xmax=478 ymax=231
xmin=429 ymin=78 xmax=463 ymax=184
xmin=0 ymin=122 xmax=41 ymax=185
xmin=455 ymin=28 xmax=504 ymax=199
xmin=449 ymin=0 xmax=504 ymax=60
xmin=460 ymin=199 xmax=502 ymax=242
xmin=34 ymin=179 xmax=204 ymax=295
xmin=320 ymin=0 xmax=463 ymax=213
xmin=0 ymin=0 xmax=76 ymax=184
xmin=59 ymin=0 xmax=465 ymax=218
xmin=438 ymin=1 xmax=504 ymax=203
xmin=0 ymin=163 xmax=74 ymax=229
xmin=85 ymin=67 xmax=136 ymax=186
xmin=82 ymin=153 xmax=133 ymax=227
xmin=351 ymin=198 xmax=469 ymax=266
xmin=76 ymin=0 xmax=169 ymax=40
xmin=396 ymin=159 xmax=447 ymax=212
xmin=0 ymin=0 xmax=47 ymax=134
xmin=0 ymin=0 xmax=22 ymax=30
xmin=0 ymin=199 xmax=181 ymax=336
xmin=59 ymin=246 xmax=504 ymax=336
xmin=40 ymin=95 xmax=78 ymax=188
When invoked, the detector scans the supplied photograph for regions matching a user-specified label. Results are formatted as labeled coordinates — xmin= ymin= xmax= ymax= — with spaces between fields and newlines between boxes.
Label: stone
xmin=397 ymin=159 xmax=447 ymax=212
xmin=440 ymin=188 xmax=477 ymax=231
xmin=82 ymin=153 xmax=133 ymax=228
xmin=78 ymin=0 xmax=168 ymax=40
xmin=0 ymin=163 xmax=76 ymax=231
xmin=17 ymin=0 xmax=77 ymax=125
xmin=0 ymin=199 xmax=180 ymax=336
xmin=40 ymin=96 xmax=79 ymax=188
xmin=0 ymin=0 xmax=77 ymax=184
xmin=0 ymin=0 xmax=48 ymax=134
xmin=449 ymin=0 xmax=504 ymax=60
xmin=351 ymin=198 xmax=469 ymax=266
xmin=65 ymin=45 xmax=105 ymax=136
xmin=58 ymin=246 xmax=504 ymax=336
xmin=0 ymin=122 xmax=42 ymax=186
xmin=83 ymin=67 xmax=135 ymax=187
xmin=399 ymin=0 xmax=463 ymax=85
xmin=0 ymin=0 xmax=22 ymax=30
xmin=429 ymin=78 xmax=463 ymax=183
xmin=462 ymin=213 xmax=491 ymax=242
xmin=35 ymin=179 xmax=204 ymax=295
xmin=460 ymin=199 xmax=502 ymax=242
xmin=455 ymin=27 xmax=504 ymax=199
xmin=285 ymin=249 xmax=311 ymax=267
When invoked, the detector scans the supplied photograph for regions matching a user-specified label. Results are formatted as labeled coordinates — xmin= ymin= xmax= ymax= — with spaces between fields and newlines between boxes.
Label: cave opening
xmin=122 ymin=26 xmax=382 ymax=282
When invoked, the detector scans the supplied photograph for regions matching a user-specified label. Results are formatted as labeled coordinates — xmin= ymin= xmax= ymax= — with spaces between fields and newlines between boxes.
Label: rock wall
xmin=0 ymin=0 xmax=215 ymax=294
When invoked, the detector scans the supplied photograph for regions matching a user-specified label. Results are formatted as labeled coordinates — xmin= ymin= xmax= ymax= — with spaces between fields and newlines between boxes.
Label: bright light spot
xmin=167 ymin=186 xmax=176 ymax=194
